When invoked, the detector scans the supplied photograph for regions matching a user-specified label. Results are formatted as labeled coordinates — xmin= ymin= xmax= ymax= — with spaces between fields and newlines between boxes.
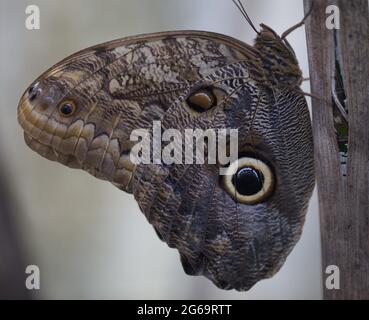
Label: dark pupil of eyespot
xmin=232 ymin=167 xmax=264 ymax=196
xmin=60 ymin=103 xmax=73 ymax=115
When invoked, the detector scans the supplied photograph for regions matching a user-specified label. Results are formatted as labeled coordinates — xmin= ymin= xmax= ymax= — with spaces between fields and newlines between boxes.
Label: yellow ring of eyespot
xmin=223 ymin=157 xmax=274 ymax=205
xmin=58 ymin=100 xmax=77 ymax=117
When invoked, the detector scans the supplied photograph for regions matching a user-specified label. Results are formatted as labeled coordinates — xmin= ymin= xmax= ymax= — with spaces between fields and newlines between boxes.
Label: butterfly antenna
xmin=281 ymin=2 xmax=314 ymax=39
xmin=232 ymin=0 xmax=260 ymax=34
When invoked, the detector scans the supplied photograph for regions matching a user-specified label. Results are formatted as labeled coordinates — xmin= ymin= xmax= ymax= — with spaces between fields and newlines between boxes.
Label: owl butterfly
xmin=17 ymin=1 xmax=315 ymax=291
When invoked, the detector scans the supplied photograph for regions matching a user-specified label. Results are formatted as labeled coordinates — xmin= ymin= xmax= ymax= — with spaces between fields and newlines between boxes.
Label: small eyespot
xmin=223 ymin=157 xmax=274 ymax=204
xmin=186 ymin=88 xmax=216 ymax=112
xmin=58 ymin=100 xmax=77 ymax=117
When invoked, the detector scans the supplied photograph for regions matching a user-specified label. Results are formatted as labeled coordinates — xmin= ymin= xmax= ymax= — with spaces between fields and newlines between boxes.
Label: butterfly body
xmin=18 ymin=26 xmax=314 ymax=290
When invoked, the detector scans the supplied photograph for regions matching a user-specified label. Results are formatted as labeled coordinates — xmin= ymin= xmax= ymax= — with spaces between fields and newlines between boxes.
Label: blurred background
xmin=0 ymin=0 xmax=321 ymax=299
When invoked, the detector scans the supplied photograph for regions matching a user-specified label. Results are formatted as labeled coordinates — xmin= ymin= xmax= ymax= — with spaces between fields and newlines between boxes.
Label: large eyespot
xmin=223 ymin=157 xmax=274 ymax=204
xmin=58 ymin=100 xmax=77 ymax=117
xmin=186 ymin=88 xmax=216 ymax=112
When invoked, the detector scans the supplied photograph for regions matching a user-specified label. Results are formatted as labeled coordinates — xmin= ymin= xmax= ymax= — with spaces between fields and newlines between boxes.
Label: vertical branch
xmin=304 ymin=0 xmax=369 ymax=299
xmin=303 ymin=0 xmax=345 ymax=300
xmin=338 ymin=0 xmax=369 ymax=300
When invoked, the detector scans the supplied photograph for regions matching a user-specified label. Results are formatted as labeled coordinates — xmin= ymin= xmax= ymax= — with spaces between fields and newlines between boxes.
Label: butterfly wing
xmin=132 ymin=64 xmax=315 ymax=290
xmin=18 ymin=31 xmax=314 ymax=290
xmin=18 ymin=31 xmax=258 ymax=192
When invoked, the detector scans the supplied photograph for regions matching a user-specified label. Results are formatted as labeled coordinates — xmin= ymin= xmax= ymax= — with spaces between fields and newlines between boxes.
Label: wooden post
xmin=304 ymin=0 xmax=369 ymax=299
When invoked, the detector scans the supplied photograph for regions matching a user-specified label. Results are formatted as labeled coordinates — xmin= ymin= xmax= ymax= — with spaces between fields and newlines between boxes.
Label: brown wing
xmin=18 ymin=31 xmax=260 ymax=192
xmin=18 ymin=30 xmax=314 ymax=291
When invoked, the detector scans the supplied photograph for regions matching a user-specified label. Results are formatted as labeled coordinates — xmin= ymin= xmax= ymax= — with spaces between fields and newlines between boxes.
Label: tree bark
xmin=304 ymin=0 xmax=369 ymax=299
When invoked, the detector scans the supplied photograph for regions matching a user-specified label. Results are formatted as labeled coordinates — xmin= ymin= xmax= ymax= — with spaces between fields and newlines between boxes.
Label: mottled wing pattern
xmin=18 ymin=29 xmax=315 ymax=291
xmin=133 ymin=67 xmax=314 ymax=290
xmin=20 ymin=31 xmax=257 ymax=191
